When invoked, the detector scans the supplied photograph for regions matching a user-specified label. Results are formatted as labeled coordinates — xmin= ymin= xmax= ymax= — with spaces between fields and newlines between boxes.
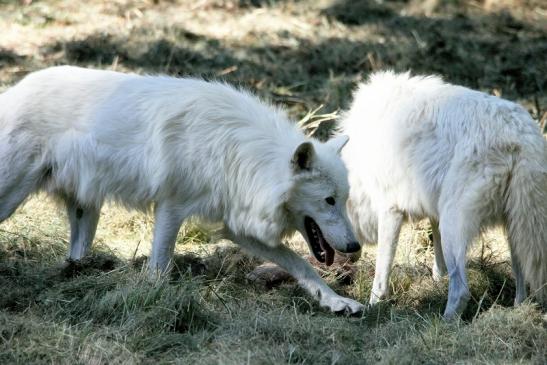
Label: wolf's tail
xmin=505 ymin=140 xmax=547 ymax=306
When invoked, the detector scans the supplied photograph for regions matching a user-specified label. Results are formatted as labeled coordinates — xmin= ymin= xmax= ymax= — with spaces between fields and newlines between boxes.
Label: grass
xmin=1 ymin=205 xmax=545 ymax=364
xmin=1 ymin=1 xmax=546 ymax=364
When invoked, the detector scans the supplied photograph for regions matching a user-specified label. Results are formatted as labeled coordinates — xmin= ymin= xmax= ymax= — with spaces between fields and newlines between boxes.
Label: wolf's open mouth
xmin=304 ymin=216 xmax=335 ymax=266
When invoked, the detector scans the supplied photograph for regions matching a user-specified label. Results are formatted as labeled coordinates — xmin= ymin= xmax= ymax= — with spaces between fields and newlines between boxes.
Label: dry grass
xmin=2 ymin=198 xmax=545 ymax=364
xmin=1 ymin=1 xmax=546 ymax=364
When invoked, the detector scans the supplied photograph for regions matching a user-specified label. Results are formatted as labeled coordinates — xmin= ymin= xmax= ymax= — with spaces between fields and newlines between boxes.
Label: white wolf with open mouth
xmin=0 ymin=66 xmax=363 ymax=314
xmin=341 ymin=71 xmax=546 ymax=319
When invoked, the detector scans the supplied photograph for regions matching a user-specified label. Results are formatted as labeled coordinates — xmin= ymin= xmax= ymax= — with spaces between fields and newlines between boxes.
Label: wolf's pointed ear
xmin=292 ymin=142 xmax=315 ymax=172
xmin=327 ymin=135 xmax=349 ymax=155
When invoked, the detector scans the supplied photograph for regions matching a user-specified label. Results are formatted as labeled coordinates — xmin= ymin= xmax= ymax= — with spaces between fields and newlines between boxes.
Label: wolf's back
xmin=2 ymin=66 xmax=132 ymax=135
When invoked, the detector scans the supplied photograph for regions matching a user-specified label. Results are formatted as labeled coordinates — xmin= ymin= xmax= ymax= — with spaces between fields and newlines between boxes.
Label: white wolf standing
xmin=0 ymin=66 xmax=364 ymax=314
xmin=340 ymin=71 xmax=546 ymax=319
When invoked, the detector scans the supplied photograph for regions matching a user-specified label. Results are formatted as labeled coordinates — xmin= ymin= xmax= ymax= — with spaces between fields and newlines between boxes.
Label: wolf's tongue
xmin=320 ymin=240 xmax=335 ymax=266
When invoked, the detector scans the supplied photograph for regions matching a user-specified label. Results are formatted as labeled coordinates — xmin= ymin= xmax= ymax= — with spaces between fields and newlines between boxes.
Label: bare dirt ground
xmin=0 ymin=1 xmax=546 ymax=364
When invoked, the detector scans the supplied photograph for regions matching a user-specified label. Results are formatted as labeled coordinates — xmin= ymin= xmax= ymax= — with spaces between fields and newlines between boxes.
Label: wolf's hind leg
xmin=508 ymin=243 xmax=527 ymax=305
xmin=66 ymin=198 xmax=101 ymax=260
xmin=0 ymin=160 xmax=44 ymax=223
xmin=231 ymin=233 xmax=364 ymax=314
xmin=370 ymin=208 xmax=404 ymax=305
xmin=439 ymin=210 xmax=476 ymax=320
xmin=431 ymin=219 xmax=447 ymax=281
xmin=439 ymin=175 xmax=495 ymax=319
xmin=0 ymin=183 xmax=34 ymax=222
xmin=439 ymin=156 xmax=511 ymax=319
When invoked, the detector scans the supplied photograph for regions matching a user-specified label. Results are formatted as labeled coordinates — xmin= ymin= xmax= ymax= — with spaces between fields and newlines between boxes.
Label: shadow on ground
xmin=0 ymin=227 xmax=544 ymax=363
xmin=0 ymin=234 xmax=521 ymax=321
xmin=323 ymin=0 xmax=546 ymax=103
xmin=0 ymin=1 xmax=539 ymax=118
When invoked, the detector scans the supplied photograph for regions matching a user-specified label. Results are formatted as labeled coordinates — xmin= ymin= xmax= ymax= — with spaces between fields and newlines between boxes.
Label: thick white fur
xmin=341 ymin=71 xmax=547 ymax=319
xmin=0 ymin=66 xmax=363 ymax=314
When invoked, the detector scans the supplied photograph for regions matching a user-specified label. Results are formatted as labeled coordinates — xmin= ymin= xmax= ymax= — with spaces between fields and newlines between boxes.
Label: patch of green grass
xmin=1 ymin=221 xmax=545 ymax=364
xmin=0 ymin=312 xmax=139 ymax=364
xmin=0 ymin=242 xmax=215 ymax=362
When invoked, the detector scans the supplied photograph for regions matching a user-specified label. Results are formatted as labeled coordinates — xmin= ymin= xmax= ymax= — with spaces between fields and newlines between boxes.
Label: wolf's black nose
xmin=346 ymin=241 xmax=361 ymax=253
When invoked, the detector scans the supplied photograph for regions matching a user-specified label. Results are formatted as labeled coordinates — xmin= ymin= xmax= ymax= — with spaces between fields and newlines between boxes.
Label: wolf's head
xmin=286 ymin=135 xmax=361 ymax=265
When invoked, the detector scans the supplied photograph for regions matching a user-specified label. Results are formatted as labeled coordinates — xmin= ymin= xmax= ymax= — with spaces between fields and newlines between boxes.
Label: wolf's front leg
xmin=430 ymin=219 xmax=447 ymax=281
xmin=370 ymin=208 xmax=403 ymax=305
xmin=232 ymin=234 xmax=364 ymax=315
xmin=66 ymin=198 xmax=101 ymax=261
xmin=148 ymin=202 xmax=188 ymax=274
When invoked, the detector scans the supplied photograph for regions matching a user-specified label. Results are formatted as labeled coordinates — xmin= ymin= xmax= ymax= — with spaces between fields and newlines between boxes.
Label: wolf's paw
xmin=442 ymin=290 xmax=471 ymax=321
xmin=321 ymin=295 xmax=364 ymax=315
xmin=432 ymin=263 xmax=447 ymax=282
xmin=369 ymin=290 xmax=388 ymax=306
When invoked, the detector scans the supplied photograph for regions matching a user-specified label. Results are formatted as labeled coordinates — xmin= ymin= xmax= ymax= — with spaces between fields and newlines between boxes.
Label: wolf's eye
xmin=325 ymin=197 xmax=336 ymax=205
